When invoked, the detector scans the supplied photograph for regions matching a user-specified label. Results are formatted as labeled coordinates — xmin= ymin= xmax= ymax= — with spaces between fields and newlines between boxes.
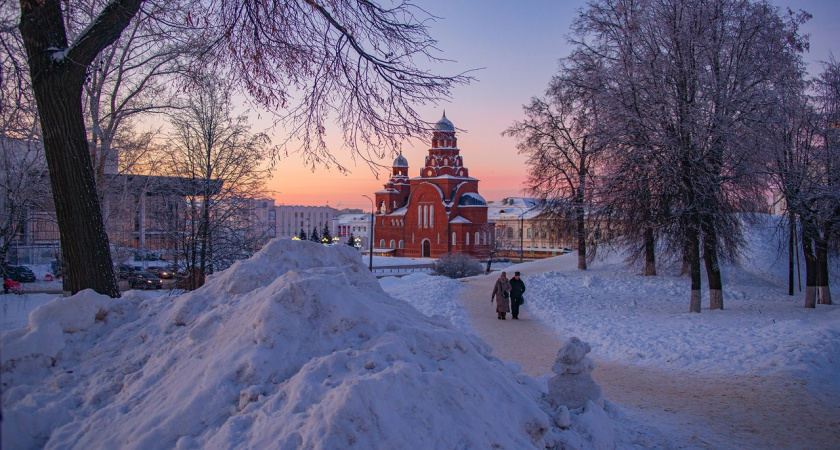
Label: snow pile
xmin=2 ymin=240 xmax=572 ymax=449
xmin=380 ymin=272 xmax=473 ymax=332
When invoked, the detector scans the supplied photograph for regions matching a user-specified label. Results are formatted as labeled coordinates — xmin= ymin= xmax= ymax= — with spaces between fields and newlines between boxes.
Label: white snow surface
xmin=2 ymin=240 xmax=558 ymax=449
xmin=381 ymin=214 xmax=840 ymax=397
xmin=3 ymin=214 xmax=839 ymax=448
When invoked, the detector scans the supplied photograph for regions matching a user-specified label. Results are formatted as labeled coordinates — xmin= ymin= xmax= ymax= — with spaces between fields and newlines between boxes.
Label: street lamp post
xmin=362 ymin=195 xmax=375 ymax=271
xmin=519 ymin=211 xmax=524 ymax=263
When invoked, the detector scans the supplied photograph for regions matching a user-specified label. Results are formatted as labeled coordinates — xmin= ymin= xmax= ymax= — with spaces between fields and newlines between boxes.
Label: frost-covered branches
xmin=164 ymin=77 xmax=271 ymax=288
xmin=505 ymin=64 xmax=605 ymax=270
xmin=196 ymin=0 xmax=472 ymax=171
xmin=526 ymin=0 xmax=811 ymax=311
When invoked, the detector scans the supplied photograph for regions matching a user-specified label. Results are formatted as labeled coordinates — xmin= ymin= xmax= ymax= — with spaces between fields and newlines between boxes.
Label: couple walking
xmin=491 ymin=271 xmax=525 ymax=320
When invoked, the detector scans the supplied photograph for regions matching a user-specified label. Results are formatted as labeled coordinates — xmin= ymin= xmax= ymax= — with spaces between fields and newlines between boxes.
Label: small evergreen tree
xmin=299 ymin=229 xmax=307 ymax=240
xmin=322 ymin=224 xmax=332 ymax=242
xmin=310 ymin=227 xmax=320 ymax=242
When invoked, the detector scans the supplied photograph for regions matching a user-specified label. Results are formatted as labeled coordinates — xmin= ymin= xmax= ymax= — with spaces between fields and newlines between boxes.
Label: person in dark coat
xmin=491 ymin=271 xmax=512 ymax=320
xmin=510 ymin=271 xmax=526 ymax=319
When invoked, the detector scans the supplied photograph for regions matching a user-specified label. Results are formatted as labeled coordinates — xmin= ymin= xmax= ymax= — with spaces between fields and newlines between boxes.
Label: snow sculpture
xmin=547 ymin=337 xmax=604 ymax=409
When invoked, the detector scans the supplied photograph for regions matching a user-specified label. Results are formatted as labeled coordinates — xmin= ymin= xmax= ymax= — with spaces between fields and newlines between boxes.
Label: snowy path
xmin=458 ymin=263 xmax=840 ymax=449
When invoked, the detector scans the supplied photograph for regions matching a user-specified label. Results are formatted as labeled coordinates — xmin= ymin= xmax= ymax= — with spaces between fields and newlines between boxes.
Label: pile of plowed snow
xmin=4 ymin=240 xmax=616 ymax=449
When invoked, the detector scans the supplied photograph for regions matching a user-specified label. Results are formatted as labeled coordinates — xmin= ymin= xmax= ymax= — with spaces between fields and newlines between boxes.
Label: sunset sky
xmin=260 ymin=0 xmax=840 ymax=212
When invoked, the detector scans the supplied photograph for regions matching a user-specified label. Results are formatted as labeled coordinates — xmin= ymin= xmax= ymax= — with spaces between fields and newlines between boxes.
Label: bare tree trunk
xmin=802 ymin=230 xmax=817 ymax=308
xmin=687 ymin=226 xmax=702 ymax=313
xmin=576 ymin=208 xmax=587 ymax=270
xmin=788 ymin=212 xmax=795 ymax=296
xmin=19 ymin=0 xmax=143 ymax=297
xmin=644 ymin=226 xmax=656 ymax=276
xmin=816 ymin=238 xmax=831 ymax=305
xmin=703 ymin=224 xmax=723 ymax=310
xmin=576 ymin=174 xmax=587 ymax=270
xmin=197 ymin=198 xmax=209 ymax=289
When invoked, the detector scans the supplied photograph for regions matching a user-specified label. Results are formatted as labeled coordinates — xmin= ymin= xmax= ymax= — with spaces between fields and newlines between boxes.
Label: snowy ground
xmin=1 ymin=241 xmax=603 ymax=449
xmin=3 ymin=214 xmax=838 ymax=448
xmin=382 ymin=215 xmax=840 ymax=397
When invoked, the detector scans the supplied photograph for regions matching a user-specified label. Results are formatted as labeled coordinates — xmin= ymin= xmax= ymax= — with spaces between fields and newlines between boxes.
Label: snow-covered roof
xmin=374 ymin=188 xmax=400 ymax=194
xmin=410 ymin=175 xmax=478 ymax=182
xmin=458 ymin=192 xmax=487 ymax=207
xmin=449 ymin=215 xmax=472 ymax=224
xmin=393 ymin=154 xmax=409 ymax=168
xmin=486 ymin=197 xmax=543 ymax=220
xmin=434 ymin=112 xmax=455 ymax=132
xmin=334 ymin=213 xmax=372 ymax=224
xmin=389 ymin=206 xmax=407 ymax=216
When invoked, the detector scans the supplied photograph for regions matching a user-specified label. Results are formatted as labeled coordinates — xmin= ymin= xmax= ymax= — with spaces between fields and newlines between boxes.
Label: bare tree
xmin=799 ymin=57 xmax=840 ymax=307
xmin=17 ymin=0 xmax=469 ymax=296
xmin=164 ymin=77 xmax=270 ymax=289
xmin=66 ymin=0 xmax=186 ymax=190
xmin=505 ymin=64 xmax=604 ymax=270
xmin=1 ymin=2 xmax=50 ymax=264
xmin=564 ymin=0 xmax=808 ymax=311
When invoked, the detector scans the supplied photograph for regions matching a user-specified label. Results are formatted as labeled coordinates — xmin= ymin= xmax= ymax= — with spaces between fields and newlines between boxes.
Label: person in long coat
xmin=509 ymin=271 xmax=526 ymax=320
xmin=491 ymin=271 xmax=512 ymax=320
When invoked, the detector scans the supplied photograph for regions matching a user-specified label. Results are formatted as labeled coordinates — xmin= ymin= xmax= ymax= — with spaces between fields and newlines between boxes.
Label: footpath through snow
xmin=454 ymin=255 xmax=840 ymax=449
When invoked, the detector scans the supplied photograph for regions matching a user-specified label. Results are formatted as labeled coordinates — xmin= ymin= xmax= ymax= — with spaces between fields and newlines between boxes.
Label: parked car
xmin=128 ymin=271 xmax=163 ymax=290
xmin=117 ymin=264 xmax=142 ymax=279
xmin=146 ymin=266 xmax=174 ymax=279
xmin=1 ymin=265 xmax=36 ymax=283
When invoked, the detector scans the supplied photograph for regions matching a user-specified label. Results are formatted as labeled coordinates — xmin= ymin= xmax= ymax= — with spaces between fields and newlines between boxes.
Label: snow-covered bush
xmin=433 ymin=252 xmax=483 ymax=279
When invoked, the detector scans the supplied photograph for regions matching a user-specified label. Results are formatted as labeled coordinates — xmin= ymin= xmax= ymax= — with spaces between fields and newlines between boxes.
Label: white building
xmin=487 ymin=197 xmax=572 ymax=259
xmin=333 ymin=213 xmax=373 ymax=249
xmin=275 ymin=205 xmax=338 ymax=240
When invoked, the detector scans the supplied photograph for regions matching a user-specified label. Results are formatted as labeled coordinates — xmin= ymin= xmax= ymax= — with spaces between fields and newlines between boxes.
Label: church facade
xmin=372 ymin=114 xmax=494 ymax=259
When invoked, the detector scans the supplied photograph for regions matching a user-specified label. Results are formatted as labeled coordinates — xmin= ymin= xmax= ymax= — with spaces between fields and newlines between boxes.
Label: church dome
xmin=434 ymin=112 xmax=455 ymax=132
xmin=393 ymin=153 xmax=409 ymax=167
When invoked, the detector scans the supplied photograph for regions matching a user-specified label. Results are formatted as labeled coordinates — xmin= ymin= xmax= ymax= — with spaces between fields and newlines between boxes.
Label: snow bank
xmin=2 ymin=240 xmax=562 ymax=449
xmin=380 ymin=272 xmax=473 ymax=332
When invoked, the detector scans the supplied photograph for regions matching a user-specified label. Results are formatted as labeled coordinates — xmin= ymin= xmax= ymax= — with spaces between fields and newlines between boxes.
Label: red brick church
xmin=372 ymin=113 xmax=494 ymax=258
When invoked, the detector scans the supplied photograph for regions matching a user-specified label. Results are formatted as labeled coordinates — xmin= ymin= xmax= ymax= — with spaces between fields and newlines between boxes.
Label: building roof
xmin=434 ymin=112 xmax=455 ymax=132
xmin=449 ymin=215 xmax=472 ymax=224
xmin=458 ymin=192 xmax=487 ymax=207
xmin=487 ymin=197 xmax=543 ymax=220
xmin=393 ymin=153 xmax=409 ymax=168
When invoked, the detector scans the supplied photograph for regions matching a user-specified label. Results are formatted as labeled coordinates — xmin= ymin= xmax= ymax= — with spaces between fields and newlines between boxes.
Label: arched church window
xmin=452 ymin=232 xmax=456 ymax=245
xmin=390 ymin=240 xmax=396 ymax=249
xmin=465 ymin=233 xmax=469 ymax=246
xmin=399 ymin=240 xmax=404 ymax=249
xmin=379 ymin=239 xmax=385 ymax=248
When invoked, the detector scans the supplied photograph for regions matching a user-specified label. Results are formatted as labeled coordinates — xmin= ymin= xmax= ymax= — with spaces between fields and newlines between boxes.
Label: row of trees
xmin=5 ymin=0 xmax=468 ymax=296
xmin=508 ymin=0 xmax=838 ymax=311
xmin=298 ymin=225 xmax=333 ymax=243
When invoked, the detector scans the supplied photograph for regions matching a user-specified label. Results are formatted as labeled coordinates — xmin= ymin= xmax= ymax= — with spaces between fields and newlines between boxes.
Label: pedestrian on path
xmin=510 ymin=271 xmax=526 ymax=319
xmin=491 ymin=271 xmax=511 ymax=320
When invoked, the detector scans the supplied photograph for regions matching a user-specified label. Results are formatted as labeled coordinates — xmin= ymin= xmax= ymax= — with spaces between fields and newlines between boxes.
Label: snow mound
xmin=2 ymin=239 xmax=550 ymax=449
xmin=380 ymin=272 xmax=472 ymax=332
